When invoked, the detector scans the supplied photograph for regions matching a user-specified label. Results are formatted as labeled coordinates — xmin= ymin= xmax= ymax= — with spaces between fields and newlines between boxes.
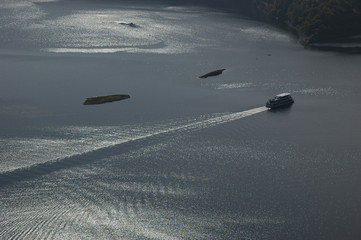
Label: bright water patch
xmin=239 ymin=25 xmax=291 ymax=42
xmin=216 ymin=82 xmax=254 ymax=90
xmin=38 ymin=8 xmax=202 ymax=54
xmin=0 ymin=134 xmax=294 ymax=240
xmin=0 ymin=107 xmax=267 ymax=174
xmin=1 ymin=1 xmax=212 ymax=53
xmin=294 ymin=87 xmax=339 ymax=96
xmin=0 ymin=1 xmax=295 ymax=54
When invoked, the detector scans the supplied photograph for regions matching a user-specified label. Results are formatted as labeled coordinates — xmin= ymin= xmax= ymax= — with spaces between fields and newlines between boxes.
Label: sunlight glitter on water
xmin=0 ymin=107 xmax=267 ymax=174
xmin=38 ymin=8 xmax=211 ymax=54
xmin=239 ymin=25 xmax=291 ymax=42
xmin=1 ymin=1 xmax=295 ymax=54
xmin=294 ymin=87 xmax=339 ymax=96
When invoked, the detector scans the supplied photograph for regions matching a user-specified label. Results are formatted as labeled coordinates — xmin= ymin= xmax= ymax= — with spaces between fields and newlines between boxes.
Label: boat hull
xmin=266 ymin=100 xmax=294 ymax=109
xmin=266 ymin=93 xmax=294 ymax=109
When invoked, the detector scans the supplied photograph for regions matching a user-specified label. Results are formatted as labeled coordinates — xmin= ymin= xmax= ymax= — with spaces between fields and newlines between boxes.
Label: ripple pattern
xmin=0 ymin=106 xmax=267 ymax=175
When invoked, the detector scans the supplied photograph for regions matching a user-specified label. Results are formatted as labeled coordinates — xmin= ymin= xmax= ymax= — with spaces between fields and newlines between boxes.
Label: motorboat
xmin=266 ymin=93 xmax=294 ymax=109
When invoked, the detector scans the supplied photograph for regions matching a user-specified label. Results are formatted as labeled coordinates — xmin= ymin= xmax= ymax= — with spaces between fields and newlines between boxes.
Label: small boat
xmin=199 ymin=69 xmax=225 ymax=78
xmin=266 ymin=93 xmax=294 ymax=109
xmin=119 ymin=22 xmax=138 ymax=27
xmin=83 ymin=94 xmax=130 ymax=105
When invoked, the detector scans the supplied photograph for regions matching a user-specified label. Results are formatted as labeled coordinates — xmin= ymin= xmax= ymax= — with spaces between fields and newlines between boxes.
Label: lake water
xmin=1 ymin=1 xmax=361 ymax=239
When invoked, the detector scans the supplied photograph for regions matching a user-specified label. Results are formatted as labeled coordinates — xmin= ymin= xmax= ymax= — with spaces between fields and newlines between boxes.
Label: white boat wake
xmin=0 ymin=106 xmax=268 ymax=174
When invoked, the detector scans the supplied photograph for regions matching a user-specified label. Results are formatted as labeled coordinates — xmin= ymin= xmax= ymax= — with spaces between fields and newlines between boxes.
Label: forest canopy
xmin=252 ymin=0 xmax=361 ymax=44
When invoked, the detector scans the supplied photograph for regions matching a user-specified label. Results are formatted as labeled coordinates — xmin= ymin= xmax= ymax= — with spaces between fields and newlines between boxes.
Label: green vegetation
xmin=252 ymin=0 xmax=361 ymax=44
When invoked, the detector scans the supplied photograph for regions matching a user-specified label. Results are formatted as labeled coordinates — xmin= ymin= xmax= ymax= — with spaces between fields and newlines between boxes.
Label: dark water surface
xmin=1 ymin=1 xmax=361 ymax=239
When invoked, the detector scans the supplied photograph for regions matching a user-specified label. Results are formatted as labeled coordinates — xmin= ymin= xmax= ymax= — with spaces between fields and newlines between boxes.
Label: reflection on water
xmin=1 ymin=2 xmax=219 ymax=54
xmin=2 ymin=125 xmax=360 ymax=239
xmin=45 ymin=46 xmax=178 ymax=54
xmin=0 ymin=106 xmax=267 ymax=174
xmin=294 ymin=87 xmax=339 ymax=96
xmin=1 ymin=1 xmax=361 ymax=239
xmin=0 ymin=128 xmax=293 ymax=239
xmin=0 ymin=0 xmax=294 ymax=54
xmin=239 ymin=25 xmax=291 ymax=42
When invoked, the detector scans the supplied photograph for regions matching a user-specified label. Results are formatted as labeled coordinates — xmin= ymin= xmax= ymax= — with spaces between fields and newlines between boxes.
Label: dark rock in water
xmin=83 ymin=94 xmax=130 ymax=105
xmin=199 ymin=69 xmax=226 ymax=78
xmin=119 ymin=22 xmax=138 ymax=28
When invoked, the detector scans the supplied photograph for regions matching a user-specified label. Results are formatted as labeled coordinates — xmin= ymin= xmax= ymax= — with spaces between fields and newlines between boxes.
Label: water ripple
xmin=0 ymin=106 xmax=267 ymax=185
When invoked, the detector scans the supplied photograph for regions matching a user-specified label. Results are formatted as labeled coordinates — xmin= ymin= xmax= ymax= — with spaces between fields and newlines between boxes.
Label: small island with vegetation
xmin=83 ymin=94 xmax=130 ymax=105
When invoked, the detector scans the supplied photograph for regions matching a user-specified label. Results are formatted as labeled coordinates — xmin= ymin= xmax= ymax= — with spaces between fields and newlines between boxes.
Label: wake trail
xmin=131 ymin=106 xmax=268 ymax=139
xmin=0 ymin=106 xmax=268 ymax=183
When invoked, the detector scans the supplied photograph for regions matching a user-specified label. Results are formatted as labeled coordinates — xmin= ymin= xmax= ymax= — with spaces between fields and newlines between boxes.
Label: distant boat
xmin=266 ymin=93 xmax=294 ymax=109
xmin=83 ymin=94 xmax=130 ymax=105
xmin=199 ymin=69 xmax=225 ymax=78
xmin=119 ymin=22 xmax=138 ymax=27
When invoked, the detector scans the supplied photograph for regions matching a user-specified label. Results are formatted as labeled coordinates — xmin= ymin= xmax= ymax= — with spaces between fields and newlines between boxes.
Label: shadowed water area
xmin=1 ymin=0 xmax=361 ymax=239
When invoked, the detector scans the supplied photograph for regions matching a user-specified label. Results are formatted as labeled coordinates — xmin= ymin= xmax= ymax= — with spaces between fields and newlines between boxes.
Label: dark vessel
xmin=199 ymin=69 xmax=225 ymax=78
xmin=119 ymin=22 xmax=138 ymax=27
xmin=83 ymin=94 xmax=130 ymax=105
xmin=266 ymin=93 xmax=294 ymax=109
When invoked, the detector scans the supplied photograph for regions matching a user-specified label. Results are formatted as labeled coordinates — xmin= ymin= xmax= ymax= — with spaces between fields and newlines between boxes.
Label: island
xmin=83 ymin=94 xmax=130 ymax=105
